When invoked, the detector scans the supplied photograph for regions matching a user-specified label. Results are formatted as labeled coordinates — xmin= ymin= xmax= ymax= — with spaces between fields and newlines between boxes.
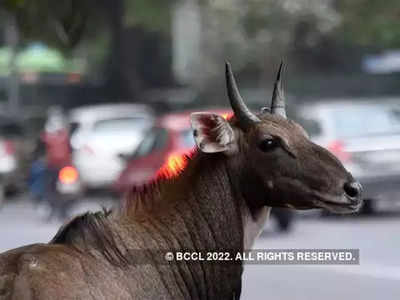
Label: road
xmin=242 ymin=215 xmax=400 ymax=300
xmin=0 ymin=199 xmax=399 ymax=299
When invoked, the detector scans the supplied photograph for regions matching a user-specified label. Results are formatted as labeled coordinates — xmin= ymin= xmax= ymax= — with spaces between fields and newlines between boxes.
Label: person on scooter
xmin=40 ymin=106 xmax=72 ymax=220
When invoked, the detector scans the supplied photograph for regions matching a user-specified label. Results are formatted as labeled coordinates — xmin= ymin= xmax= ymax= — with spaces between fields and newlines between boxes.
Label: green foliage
xmin=336 ymin=0 xmax=400 ymax=49
xmin=124 ymin=0 xmax=176 ymax=32
xmin=3 ymin=0 xmax=26 ymax=10
xmin=3 ymin=0 xmax=92 ymax=50
xmin=6 ymin=0 xmax=400 ymax=53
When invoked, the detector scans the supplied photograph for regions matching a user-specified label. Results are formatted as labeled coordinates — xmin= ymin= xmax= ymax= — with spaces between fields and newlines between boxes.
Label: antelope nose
xmin=343 ymin=181 xmax=362 ymax=199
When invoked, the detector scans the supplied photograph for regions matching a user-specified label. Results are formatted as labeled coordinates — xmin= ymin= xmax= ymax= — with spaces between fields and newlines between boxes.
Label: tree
xmin=2 ymin=0 xmax=177 ymax=99
xmin=3 ymin=0 xmax=91 ymax=50
xmin=335 ymin=0 xmax=400 ymax=50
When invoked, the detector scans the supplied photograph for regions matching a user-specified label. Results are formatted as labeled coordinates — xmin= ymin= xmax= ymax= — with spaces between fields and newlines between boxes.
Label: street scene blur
xmin=1 ymin=0 xmax=400 ymax=299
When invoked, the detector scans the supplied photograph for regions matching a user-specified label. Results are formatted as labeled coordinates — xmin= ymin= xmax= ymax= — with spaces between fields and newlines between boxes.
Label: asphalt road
xmin=242 ymin=215 xmax=400 ymax=300
xmin=0 ymin=199 xmax=399 ymax=300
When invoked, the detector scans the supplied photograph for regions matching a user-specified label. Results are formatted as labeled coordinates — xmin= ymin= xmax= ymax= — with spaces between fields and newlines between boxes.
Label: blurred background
xmin=0 ymin=0 xmax=400 ymax=299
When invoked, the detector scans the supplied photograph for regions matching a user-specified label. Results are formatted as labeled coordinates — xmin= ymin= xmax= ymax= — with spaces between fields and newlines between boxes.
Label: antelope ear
xmin=190 ymin=112 xmax=235 ymax=153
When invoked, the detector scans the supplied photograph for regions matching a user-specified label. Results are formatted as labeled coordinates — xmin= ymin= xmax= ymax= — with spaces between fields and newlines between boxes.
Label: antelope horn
xmin=270 ymin=61 xmax=287 ymax=118
xmin=225 ymin=62 xmax=260 ymax=129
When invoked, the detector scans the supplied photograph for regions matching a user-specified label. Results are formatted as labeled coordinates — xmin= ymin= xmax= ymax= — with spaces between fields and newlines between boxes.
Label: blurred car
xmin=69 ymin=104 xmax=154 ymax=189
xmin=0 ymin=118 xmax=30 ymax=202
xmin=0 ymin=121 xmax=20 ymax=175
xmin=296 ymin=98 xmax=400 ymax=213
xmin=0 ymin=109 xmax=48 ymax=206
xmin=0 ymin=137 xmax=17 ymax=206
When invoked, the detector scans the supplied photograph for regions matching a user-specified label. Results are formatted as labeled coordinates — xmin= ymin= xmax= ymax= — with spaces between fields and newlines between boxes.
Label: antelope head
xmin=190 ymin=62 xmax=363 ymax=214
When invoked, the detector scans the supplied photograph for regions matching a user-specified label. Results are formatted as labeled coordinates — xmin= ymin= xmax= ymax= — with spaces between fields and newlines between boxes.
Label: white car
xmin=69 ymin=104 xmax=154 ymax=189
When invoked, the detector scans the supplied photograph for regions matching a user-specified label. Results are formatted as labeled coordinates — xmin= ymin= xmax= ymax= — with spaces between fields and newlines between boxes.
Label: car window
xmin=0 ymin=121 xmax=24 ymax=138
xmin=93 ymin=117 xmax=151 ymax=136
xmin=331 ymin=105 xmax=400 ymax=138
xmin=134 ymin=127 xmax=168 ymax=158
xmin=179 ymin=129 xmax=196 ymax=148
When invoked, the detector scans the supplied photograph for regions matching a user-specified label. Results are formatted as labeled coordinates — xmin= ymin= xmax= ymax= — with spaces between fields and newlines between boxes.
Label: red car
xmin=114 ymin=109 xmax=230 ymax=194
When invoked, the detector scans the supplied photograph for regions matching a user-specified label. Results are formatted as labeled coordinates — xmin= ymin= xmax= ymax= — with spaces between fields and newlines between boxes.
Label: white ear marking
xmin=190 ymin=112 xmax=235 ymax=153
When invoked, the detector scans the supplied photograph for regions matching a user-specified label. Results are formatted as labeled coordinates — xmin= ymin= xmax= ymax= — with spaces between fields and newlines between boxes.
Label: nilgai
xmin=0 ymin=62 xmax=362 ymax=299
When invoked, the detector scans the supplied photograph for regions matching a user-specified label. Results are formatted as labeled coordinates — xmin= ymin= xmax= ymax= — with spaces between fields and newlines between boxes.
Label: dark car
xmin=0 ymin=111 xmax=47 ymax=207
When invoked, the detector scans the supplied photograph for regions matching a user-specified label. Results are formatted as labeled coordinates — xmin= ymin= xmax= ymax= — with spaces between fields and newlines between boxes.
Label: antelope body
xmin=0 ymin=62 xmax=362 ymax=299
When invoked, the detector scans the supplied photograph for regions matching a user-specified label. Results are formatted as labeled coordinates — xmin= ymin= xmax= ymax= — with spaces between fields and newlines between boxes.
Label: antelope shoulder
xmin=0 ymin=244 xmax=96 ymax=300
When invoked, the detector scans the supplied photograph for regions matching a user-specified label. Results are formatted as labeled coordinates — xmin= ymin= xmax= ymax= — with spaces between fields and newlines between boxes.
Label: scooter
xmin=56 ymin=166 xmax=82 ymax=195
xmin=54 ymin=165 xmax=83 ymax=219
xmin=29 ymin=162 xmax=83 ymax=220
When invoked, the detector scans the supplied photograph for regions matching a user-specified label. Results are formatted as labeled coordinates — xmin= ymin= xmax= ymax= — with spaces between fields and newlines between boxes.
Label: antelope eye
xmin=258 ymin=138 xmax=279 ymax=152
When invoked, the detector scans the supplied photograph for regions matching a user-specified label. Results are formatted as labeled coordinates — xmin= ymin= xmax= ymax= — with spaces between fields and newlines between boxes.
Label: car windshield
xmin=133 ymin=127 xmax=168 ymax=158
xmin=180 ymin=129 xmax=196 ymax=148
xmin=331 ymin=105 xmax=400 ymax=138
xmin=93 ymin=117 xmax=151 ymax=137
